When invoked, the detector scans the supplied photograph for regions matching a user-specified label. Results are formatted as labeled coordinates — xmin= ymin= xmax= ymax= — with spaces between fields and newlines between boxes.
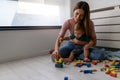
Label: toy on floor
xmin=74 ymin=60 xmax=91 ymax=68
xmin=78 ymin=69 xmax=97 ymax=74
xmin=101 ymin=60 xmax=120 ymax=78
xmin=83 ymin=63 xmax=91 ymax=67
xmin=92 ymin=60 xmax=98 ymax=65
xmin=105 ymin=68 xmax=117 ymax=77
xmin=55 ymin=58 xmax=63 ymax=68
xmin=64 ymin=76 xmax=68 ymax=80
xmin=74 ymin=60 xmax=83 ymax=67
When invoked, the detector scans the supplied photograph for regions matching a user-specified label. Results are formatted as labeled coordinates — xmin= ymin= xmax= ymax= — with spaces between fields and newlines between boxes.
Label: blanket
xmin=76 ymin=47 xmax=120 ymax=60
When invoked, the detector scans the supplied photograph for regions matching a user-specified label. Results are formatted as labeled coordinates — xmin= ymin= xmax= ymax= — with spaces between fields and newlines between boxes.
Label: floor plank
xmin=0 ymin=54 xmax=120 ymax=80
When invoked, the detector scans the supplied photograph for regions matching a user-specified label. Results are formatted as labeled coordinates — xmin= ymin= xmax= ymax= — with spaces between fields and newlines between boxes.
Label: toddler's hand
xmin=72 ymin=38 xmax=79 ymax=44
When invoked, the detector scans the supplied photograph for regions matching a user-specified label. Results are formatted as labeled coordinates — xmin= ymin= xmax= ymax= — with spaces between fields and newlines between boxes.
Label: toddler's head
xmin=74 ymin=23 xmax=85 ymax=38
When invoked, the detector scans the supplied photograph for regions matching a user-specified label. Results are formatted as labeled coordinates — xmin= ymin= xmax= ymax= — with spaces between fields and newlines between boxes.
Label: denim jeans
xmin=59 ymin=41 xmax=83 ymax=58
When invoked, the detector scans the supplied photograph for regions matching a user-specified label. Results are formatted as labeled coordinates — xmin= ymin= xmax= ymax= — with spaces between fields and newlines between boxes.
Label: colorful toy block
xmin=64 ymin=76 xmax=68 ymax=80
xmin=55 ymin=58 xmax=63 ymax=68
xmin=79 ymin=69 xmax=97 ymax=74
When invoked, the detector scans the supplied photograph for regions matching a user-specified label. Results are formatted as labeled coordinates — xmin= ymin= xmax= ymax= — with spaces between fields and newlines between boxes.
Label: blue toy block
xmin=116 ymin=65 xmax=120 ymax=68
xmin=83 ymin=63 xmax=91 ymax=67
xmin=64 ymin=76 xmax=68 ymax=80
xmin=55 ymin=63 xmax=63 ymax=68
xmin=83 ymin=70 xmax=92 ymax=74
xmin=77 ymin=64 xmax=81 ymax=67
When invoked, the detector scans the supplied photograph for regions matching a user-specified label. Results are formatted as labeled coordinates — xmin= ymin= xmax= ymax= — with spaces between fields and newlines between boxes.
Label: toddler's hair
xmin=74 ymin=23 xmax=85 ymax=32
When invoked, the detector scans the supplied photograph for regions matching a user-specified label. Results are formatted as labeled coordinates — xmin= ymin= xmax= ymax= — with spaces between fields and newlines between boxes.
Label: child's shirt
xmin=70 ymin=34 xmax=91 ymax=42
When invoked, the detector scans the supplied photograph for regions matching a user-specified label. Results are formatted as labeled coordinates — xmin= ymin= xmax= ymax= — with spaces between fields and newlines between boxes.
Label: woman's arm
xmin=89 ymin=20 xmax=97 ymax=46
xmin=54 ymin=36 xmax=70 ymax=51
xmin=62 ymin=36 xmax=70 ymax=41
xmin=51 ymin=36 xmax=63 ymax=58
xmin=88 ymin=36 xmax=96 ymax=46
xmin=54 ymin=36 xmax=63 ymax=52
xmin=84 ymin=21 xmax=97 ymax=49
xmin=52 ymin=20 xmax=69 ymax=56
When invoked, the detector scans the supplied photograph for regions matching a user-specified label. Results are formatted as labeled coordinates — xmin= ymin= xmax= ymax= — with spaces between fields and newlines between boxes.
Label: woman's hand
xmin=52 ymin=50 xmax=60 ymax=58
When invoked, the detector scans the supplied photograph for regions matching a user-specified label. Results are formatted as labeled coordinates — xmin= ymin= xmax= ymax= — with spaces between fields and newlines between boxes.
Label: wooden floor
xmin=0 ymin=54 xmax=120 ymax=80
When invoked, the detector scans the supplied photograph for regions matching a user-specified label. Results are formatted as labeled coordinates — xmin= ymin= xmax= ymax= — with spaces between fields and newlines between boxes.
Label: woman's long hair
xmin=73 ymin=1 xmax=92 ymax=38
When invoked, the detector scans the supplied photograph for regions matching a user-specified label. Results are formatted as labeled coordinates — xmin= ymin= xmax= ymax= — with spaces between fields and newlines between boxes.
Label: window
xmin=0 ymin=0 xmax=70 ymax=26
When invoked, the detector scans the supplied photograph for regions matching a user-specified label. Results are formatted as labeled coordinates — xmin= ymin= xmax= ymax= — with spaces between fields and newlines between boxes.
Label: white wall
xmin=72 ymin=0 xmax=120 ymax=11
xmin=70 ymin=0 xmax=81 ymax=17
xmin=82 ymin=0 xmax=120 ymax=11
xmin=0 ymin=29 xmax=59 ymax=63
xmin=69 ymin=0 xmax=120 ymax=15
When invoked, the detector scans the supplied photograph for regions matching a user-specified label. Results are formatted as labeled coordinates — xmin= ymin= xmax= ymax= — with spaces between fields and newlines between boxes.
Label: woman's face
xmin=73 ymin=9 xmax=85 ymax=23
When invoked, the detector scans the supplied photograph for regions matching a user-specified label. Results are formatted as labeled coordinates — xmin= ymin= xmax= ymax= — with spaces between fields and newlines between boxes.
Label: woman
xmin=52 ymin=1 xmax=96 ymax=61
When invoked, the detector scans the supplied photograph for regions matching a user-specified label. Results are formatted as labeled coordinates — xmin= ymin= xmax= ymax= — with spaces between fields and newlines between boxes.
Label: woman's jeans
xmin=59 ymin=41 xmax=83 ymax=58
